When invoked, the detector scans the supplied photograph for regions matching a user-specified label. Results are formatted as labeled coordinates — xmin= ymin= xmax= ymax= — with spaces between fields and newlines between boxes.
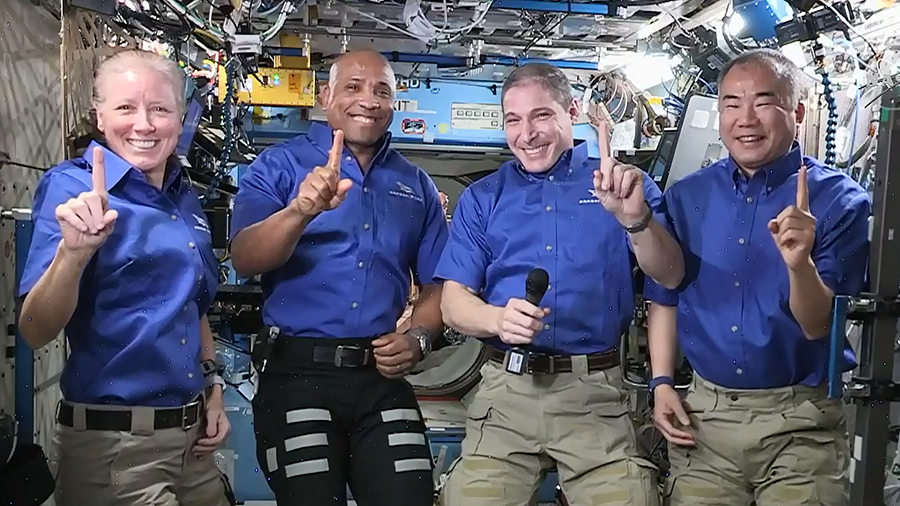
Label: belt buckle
xmin=181 ymin=401 xmax=200 ymax=431
xmin=334 ymin=345 xmax=362 ymax=368
xmin=546 ymin=356 xmax=556 ymax=375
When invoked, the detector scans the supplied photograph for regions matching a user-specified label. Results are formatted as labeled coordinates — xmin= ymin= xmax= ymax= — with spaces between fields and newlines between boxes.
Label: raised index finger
xmin=796 ymin=164 xmax=809 ymax=211
xmin=595 ymin=115 xmax=613 ymax=161
xmin=327 ymin=129 xmax=344 ymax=171
xmin=91 ymin=147 xmax=107 ymax=197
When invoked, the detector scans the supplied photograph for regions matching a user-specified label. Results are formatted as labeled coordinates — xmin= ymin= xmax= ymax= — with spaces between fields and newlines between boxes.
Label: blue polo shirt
xmin=434 ymin=142 xmax=666 ymax=355
xmin=18 ymin=141 xmax=219 ymax=407
xmin=647 ymin=144 xmax=870 ymax=389
xmin=230 ymin=122 xmax=448 ymax=338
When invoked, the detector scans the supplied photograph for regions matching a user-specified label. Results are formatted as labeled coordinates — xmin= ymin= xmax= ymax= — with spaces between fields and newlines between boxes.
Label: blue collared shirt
xmin=18 ymin=141 xmax=219 ymax=407
xmin=434 ymin=142 xmax=666 ymax=355
xmin=647 ymin=145 xmax=870 ymax=389
xmin=230 ymin=122 xmax=448 ymax=338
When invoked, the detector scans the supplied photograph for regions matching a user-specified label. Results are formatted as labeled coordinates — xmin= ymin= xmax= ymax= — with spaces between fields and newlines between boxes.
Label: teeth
xmin=523 ymin=146 xmax=546 ymax=155
xmin=128 ymin=139 xmax=158 ymax=149
xmin=738 ymin=136 xmax=762 ymax=142
xmin=351 ymin=116 xmax=375 ymax=124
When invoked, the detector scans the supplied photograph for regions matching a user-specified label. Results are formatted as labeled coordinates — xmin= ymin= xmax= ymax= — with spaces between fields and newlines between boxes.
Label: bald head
xmin=328 ymin=50 xmax=396 ymax=96
xmin=322 ymin=49 xmax=396 ymax=150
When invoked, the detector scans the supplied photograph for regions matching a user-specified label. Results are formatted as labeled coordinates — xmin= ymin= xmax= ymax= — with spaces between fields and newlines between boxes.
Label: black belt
xmin=57 ymin=400 xmax=202 ymax=432
xmin=267 ymin=336 xmax=375 ymax=372
xmin=486 ymin=346 xmax=620 ymax=374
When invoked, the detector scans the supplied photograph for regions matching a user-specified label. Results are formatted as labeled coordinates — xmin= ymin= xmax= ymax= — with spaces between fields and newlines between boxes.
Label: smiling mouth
xmin=350 ymin=115 xmax=378 ymax=124
xmin=736 ymin=135 xmax=764 ymax=144
xmin=521 ymin=145 xmax=549 ymax=157
xmin=127 ymin=139 xmax=159 ymax=150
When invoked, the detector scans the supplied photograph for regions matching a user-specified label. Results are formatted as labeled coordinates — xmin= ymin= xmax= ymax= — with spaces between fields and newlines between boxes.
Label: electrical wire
xmin=814 ymin=0 xmax=878 ymax=59
xmin=203 ymin=57 xmax=238 ymax=202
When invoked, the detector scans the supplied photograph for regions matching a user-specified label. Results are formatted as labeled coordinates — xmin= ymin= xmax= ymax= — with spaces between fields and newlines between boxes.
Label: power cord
xmin=202 ymin=57 xmax=238 ymax=202
xmin=0 ymin=151 xmax=48 ymax=172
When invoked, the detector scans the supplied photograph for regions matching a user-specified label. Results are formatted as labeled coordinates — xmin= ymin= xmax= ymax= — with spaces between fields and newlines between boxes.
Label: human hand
xmin=192 ymin=388 xmax=231 ymax=456
xmin=291 ymin=129 xmax=353 ymax=217
xmin=652 ymin=384 xmax=695 ymax=446
xmin=768 ymin=164 xmax=816 ymax=271
xmin=494 ymin=299 xmax=550 ymax=346
xmin=373 ymin=332 xmax=421 ymax=379
xmin=591 ymin=118 xmax=648 ymax=225
xmin=55 ymin=147 xmax=118 ymax=258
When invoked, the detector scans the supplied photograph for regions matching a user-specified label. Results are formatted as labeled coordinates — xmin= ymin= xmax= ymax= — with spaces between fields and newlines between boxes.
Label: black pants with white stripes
xmin=252 ymin=352 xmax=435 ymax=506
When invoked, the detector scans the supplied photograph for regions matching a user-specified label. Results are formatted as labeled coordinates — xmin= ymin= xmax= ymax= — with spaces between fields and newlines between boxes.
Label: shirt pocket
xmin=378 ymin=191 xmax=426 ymax=263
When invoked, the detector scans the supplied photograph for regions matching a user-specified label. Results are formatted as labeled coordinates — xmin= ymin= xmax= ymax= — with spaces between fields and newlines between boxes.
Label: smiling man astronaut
xmin=229 ymin=49 xmax=449 ymax=506
xmin=437 ymin=62 xmax=684 ymax=506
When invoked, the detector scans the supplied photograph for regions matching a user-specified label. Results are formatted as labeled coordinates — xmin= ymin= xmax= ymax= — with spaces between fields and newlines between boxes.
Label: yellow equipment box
xmin=218 ymin=66 xmax=316 ymax=107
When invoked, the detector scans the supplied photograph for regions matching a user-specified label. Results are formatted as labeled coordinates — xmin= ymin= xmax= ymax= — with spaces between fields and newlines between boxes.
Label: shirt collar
xmin=514 ymin=141 xmax=589 ymax=182
xmin=308 ymin=121 xmax=393 ymax=167
xmin=726 ymin=141 xmax=802 ymax=192
xmin=85 ymin=140 xmax=183 ymax=193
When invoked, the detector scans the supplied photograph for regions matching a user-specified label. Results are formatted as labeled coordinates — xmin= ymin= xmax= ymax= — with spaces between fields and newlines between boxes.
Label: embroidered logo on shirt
xmin=390 ymin=181 xmax=423 ymax=203
xmin=193 ymin=213 xmax=211 ymax=234
xmin=579 ymin=188 xmax=601 ymax=205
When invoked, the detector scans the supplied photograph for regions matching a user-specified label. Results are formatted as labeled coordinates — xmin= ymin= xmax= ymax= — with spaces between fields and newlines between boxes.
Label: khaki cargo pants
xmin=441 ymin=358 xmax=660 ymax=506
xmin=665 ymin=374 xmax=849 ymax=506
xmin=50 ymin=403 xmax=230 ymax=506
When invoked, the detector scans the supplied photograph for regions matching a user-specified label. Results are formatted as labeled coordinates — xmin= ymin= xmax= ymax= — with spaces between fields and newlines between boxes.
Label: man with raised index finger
xmin=645 ymin=48 xmax=871 ymax=506
xmin=229 ymin=49 xmax=448 ymax=506
xmin=436 ymin=62 xmax=684 ymax=506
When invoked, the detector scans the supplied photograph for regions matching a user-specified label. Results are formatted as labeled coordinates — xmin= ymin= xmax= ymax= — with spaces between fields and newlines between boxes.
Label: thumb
xmin=328 ymin=179 xmax=353 ymax=209
xmin=206 ymin=412 xmax=218 ymax=438
xmin=101 ymin=209 xmax=118 ymax=233
xmin=337 ymin=178 xmax=353 ymax=197
xmin=673 ymin=401 xmax=691 ymax=427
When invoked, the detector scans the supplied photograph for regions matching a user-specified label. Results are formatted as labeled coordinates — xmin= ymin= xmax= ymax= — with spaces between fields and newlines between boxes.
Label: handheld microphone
xmin=506 ymin=268 xmax=550 ymax=375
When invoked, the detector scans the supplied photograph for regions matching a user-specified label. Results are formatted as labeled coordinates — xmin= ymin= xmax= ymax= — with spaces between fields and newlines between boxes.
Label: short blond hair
xmin=93 ymin=49 xmax=186 ymax=113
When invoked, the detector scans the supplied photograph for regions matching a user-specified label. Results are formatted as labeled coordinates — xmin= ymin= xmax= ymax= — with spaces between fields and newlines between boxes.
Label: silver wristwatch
xmin=407 ymin=328 xmax=432 ymax=359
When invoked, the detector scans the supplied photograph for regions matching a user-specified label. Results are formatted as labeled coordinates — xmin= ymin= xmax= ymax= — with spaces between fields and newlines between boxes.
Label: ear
xmin=318 ymin=84 xmax=332 ymax=110
xmin=95 ymin=109 xmax=105 ymax=133
xmin=569 ymin=98 xmax=580 ymax=122
xmin=795 ymin=101 xmax=806 ymax=124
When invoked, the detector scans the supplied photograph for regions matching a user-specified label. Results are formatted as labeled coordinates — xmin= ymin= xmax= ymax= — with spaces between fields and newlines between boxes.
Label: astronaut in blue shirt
xmin=229 ymin=49 xmax=447 ymax=506
xmin=647 ymin=49 xmax=870 ymax=506
xmin=17 ymin=50 xmax=230 ymax=506
xmin=436 ymin=63 xmax=684 ymax=506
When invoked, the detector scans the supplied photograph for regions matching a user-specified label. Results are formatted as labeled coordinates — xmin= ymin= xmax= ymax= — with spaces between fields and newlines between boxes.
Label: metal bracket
xmin=845 ymin=379 xmax=900 ymax=403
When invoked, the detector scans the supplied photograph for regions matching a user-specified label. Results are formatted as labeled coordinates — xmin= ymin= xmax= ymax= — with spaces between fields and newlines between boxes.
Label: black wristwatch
xmin=407 ymin=327 xmax=432 ymax=360
xmin=624 ymin=203 xmax=653 ymax=234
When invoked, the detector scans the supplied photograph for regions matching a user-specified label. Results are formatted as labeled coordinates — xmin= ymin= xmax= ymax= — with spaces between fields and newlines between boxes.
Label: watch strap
xmin=624 ymin=205 xmax=653 ymax=234
xmin=407 ymin=328 xmax=431 ymax=358
xmin=649 ymin=375 xmax=675 ymax=393
xmin=207 ymin=373 xmax=225 ymax=390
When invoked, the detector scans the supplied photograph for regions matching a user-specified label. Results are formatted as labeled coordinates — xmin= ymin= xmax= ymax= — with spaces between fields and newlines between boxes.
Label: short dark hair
xmin=717 ymin=48 xmax=805 ymax=104
xmin=501 ymin=63 xmax=574 ymax=110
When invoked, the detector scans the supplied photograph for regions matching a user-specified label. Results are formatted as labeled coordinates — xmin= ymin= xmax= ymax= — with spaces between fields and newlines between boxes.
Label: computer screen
xmin=648 ymin=129 xmax=678 ymax=185
xmin=176 ymin=95 xmax=204 ymax=157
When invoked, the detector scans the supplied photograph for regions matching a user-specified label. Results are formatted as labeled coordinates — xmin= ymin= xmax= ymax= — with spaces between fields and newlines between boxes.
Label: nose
xmin=521 ymin=119 xmax=537 ymax=142
xmin=358 ymin=88 xmax=382 ymax=110
xmin=134 ymin=107 xmax=155 ymax=132
xmin=736 ymin=103 xmax=759 ymax=126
